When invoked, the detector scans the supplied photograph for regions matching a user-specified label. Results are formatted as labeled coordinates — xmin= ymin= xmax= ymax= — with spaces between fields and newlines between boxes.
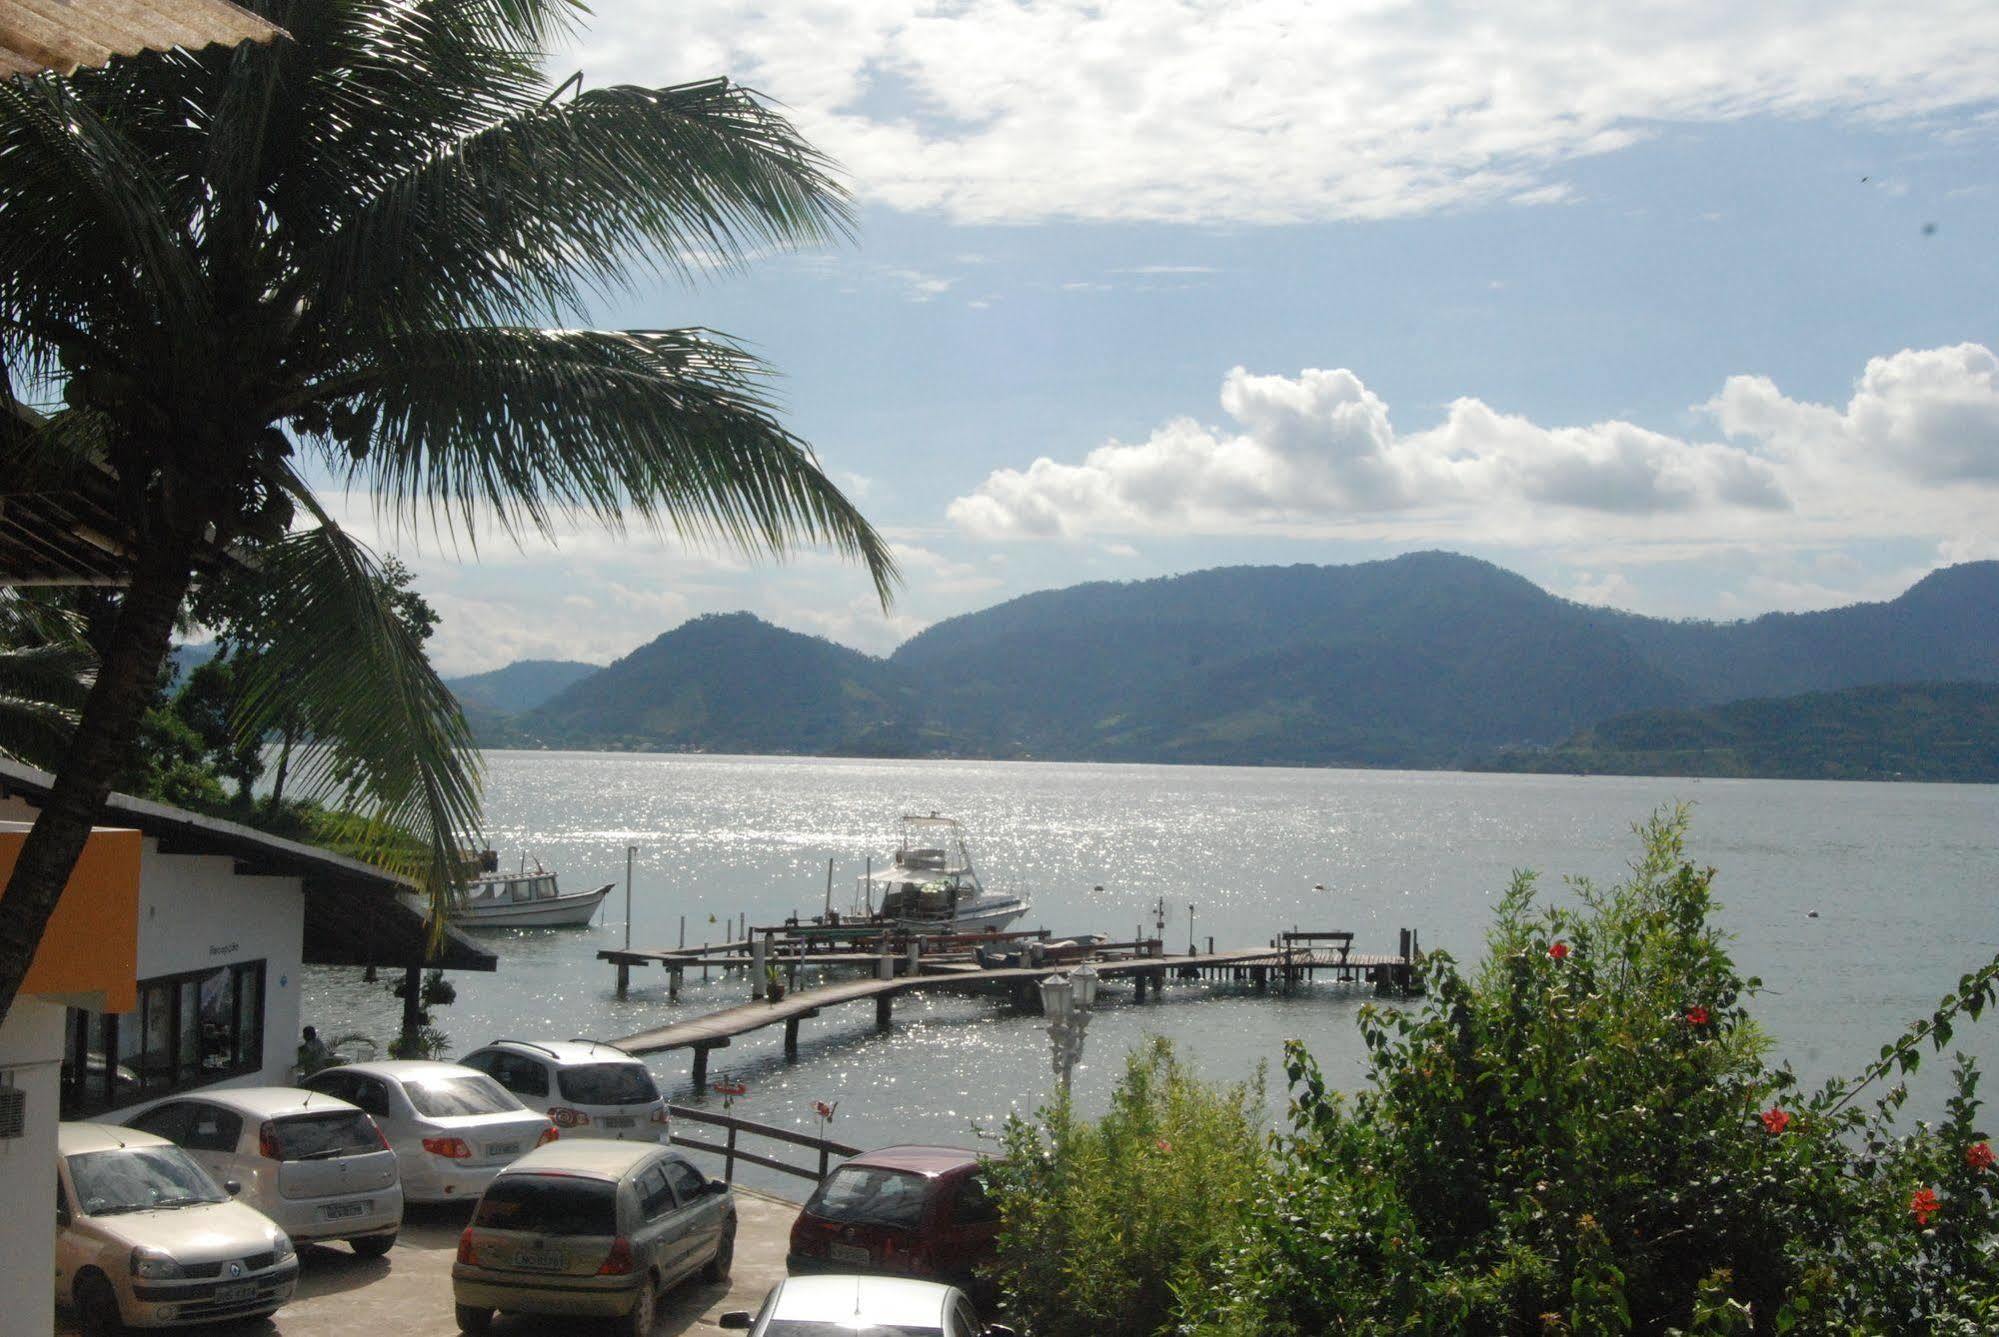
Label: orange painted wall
xmin=0 ymin=827 xmax=141 ymax=1012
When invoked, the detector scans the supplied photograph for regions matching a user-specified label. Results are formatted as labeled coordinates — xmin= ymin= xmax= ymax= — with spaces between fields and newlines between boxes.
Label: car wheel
xmin=702 ymin=1225 xmax=736 ymax=1284
xmin=621 ymin=1272 xmax=657 ymax=1336
xmin=75 ymin=1274 xmax=125 ymax=1337
xmin=350 ymin=1233 xmax=397 ymax=1259
xmin=454 ymin=1302 xmax=493 ymax=1334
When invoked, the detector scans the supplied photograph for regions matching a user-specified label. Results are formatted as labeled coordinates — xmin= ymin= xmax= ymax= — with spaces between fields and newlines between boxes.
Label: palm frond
xmin=300 ymin=78 xmax=850 ymax=338
xmin=296 ymin=326 xmax=897 ymax=604
xmin=228 ymin=508 xmax=483 ymax=929
xmin=0 ymin=75 xmax=207 ymax=368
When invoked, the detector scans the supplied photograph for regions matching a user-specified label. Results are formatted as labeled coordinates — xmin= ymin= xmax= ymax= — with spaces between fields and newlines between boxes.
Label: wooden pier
xmin=602 ymin=927 xmax=1423 ymax=1087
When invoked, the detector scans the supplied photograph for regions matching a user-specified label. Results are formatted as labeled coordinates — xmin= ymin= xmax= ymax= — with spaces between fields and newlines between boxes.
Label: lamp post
xmin=1040 ymin=963 xmax=1100 ymax=1095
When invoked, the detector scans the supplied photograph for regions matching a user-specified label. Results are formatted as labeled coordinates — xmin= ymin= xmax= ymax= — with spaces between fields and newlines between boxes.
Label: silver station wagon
xmin=452 ymin=1141 xmax=736 ymax=1336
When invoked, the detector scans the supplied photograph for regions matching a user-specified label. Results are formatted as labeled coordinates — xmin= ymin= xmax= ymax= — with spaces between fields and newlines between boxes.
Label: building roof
xmin=0 ymin=450 xmax=249 ymax=588
xmin=0 ymin=0 xmax=284 ymax=78
xmin=0 ymin=757 xmax=495 ymax=972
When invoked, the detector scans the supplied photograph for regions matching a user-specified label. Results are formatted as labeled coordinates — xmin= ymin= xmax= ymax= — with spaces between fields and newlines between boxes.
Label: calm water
xmin=305 ymin=753 xmax=1999 ymax=1189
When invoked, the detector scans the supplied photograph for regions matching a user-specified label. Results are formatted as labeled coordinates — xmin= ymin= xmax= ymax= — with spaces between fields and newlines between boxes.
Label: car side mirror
xmin=224 ymin=1180 xmax=243 ymax=1197
xmin=718 ymin=1312 xmax=753 ymax=1330
xmin=708 ymin=1178 xmax=729 ymax=1195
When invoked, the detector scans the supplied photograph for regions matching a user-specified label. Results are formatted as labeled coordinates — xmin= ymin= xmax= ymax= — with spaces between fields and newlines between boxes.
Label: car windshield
xmin=402 ymin=1074 xmax=519 ymax=1118
xmin=803 ymin=1166 xmax=932 ymax=1230
xmin=272 ymin=1111 xmax=381 ymax=1160
xmin=68 ymin=1146 xmax=225 ymax=1216
xmin=473 ymin=1174 xmax=618 ymax=1235
xmin=557 ymin=1063 xmax=658 ymax=1106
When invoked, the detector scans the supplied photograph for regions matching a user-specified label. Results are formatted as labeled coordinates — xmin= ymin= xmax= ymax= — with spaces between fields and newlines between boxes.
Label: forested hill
xmin=444 ymin=659 xmax=599 ymax=715
xmin=465 ymin=553 xmax=1999 ymax=771
xmin=1480 ymin=682 xmax=1999 ymax=782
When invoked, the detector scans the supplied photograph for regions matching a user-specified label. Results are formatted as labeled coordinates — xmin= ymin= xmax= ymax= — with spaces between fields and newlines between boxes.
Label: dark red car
xmin=787 ymin=1146 xmax=1000 ymax=1296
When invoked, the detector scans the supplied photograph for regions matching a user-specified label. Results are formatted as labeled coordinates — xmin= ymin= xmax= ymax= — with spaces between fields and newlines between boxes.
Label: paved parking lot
xmin=57 ymin=1188 xmax=799 ymax=1336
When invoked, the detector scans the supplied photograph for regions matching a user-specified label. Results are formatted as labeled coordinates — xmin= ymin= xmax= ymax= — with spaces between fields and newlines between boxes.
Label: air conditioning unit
xmin=0 ymin=1083 xmax=24 ymax=1139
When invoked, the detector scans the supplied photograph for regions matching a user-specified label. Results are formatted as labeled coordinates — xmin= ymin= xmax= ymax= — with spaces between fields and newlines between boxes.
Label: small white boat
xmin=453 ymin=864 xmax=613 ymax=929
xmin=857 ymin=814 xmax=1030 ymax=934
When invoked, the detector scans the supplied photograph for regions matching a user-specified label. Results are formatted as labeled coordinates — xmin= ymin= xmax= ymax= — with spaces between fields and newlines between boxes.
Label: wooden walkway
xmin=608 ymin=938 xmax=1419 ymax=1085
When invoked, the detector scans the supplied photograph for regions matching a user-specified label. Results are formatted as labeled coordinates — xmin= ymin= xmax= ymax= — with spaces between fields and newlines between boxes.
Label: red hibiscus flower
xmin=812 ymin=1100 xmax=836 ymax=1121
xmin=1760 ymin=1107 xmax=1790 ymax=1135
xmin=1156 ymin=1139 xmax=1172 ymax=1154
xmin=1967 ymin=1142 xmax=1996 ymax=1171
xmin=1686 ymin=1006 xmax=1710 ymax=1027
xmin=1547 ymin=942 xmax=1569 ymax=961
xmin=1910 ymin=1186 xmax=1940 ymax=1226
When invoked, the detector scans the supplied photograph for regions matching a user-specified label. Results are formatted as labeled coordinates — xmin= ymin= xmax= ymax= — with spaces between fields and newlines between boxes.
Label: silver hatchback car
xmin=452 ymin=1141 xmax=735 ymax=1336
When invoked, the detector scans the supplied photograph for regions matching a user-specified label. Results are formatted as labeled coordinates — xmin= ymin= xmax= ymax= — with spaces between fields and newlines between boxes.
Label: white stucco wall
xmin=0 ymin=997 xmax=68 ymax=1331
xmin=0 ymin=795 xmax=309 ymax=1107
xmin=130 ymin=843 xmax=303 ymax=1096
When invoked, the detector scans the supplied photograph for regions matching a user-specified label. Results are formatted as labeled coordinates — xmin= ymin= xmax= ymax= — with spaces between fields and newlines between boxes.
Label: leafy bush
xmin=986 ymin=1038 xmax=1266 ymax=1337
xmin=1181 ymin=809 xmax=1999 ymax=1335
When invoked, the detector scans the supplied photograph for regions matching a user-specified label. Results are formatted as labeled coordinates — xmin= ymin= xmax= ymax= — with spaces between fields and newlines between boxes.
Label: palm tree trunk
xmin=0 ymin=534 xmax=195 ymax=1027
xmin=268 ymin=719 xmax=296 ymax=808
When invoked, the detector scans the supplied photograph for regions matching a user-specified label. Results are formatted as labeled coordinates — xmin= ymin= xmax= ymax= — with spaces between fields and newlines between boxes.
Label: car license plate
xmin=215 ymin=1281 xmax=257 ymax=1303
xmin=516 ymin=1247 xmax=565 ymax=1271
xmin=829 ymin=1243 xmax=870 ymax=1266
xmin=485 ymin=1142 xmax=520 ymax=1157
xmin=602 ymin=1115 xmax=636 ymax=1128
xmin=323 ymin=1201 xmax=369 ymax=1220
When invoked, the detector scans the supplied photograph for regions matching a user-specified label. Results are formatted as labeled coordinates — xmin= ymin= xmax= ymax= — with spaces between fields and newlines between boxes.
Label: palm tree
xmin=0 ymin=0 xmax=896 ymax=1027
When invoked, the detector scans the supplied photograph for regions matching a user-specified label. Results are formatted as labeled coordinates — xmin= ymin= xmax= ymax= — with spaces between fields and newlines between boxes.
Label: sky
xmin=360 ymin=1 xmax=1999 ymax=676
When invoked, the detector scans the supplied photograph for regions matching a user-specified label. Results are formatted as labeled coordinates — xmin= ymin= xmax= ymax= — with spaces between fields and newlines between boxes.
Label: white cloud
xmin=1566 ymin=570 xmax=1637 ymax=607
xmin=561 ymin=2 xmax=1999 ymax=225
xmin=946 ymin=344 xmax=1999 ymax=553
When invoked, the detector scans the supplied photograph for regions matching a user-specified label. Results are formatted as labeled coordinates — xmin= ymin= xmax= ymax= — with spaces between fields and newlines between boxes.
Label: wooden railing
xmin=667 ymin=1103 xmax=862 ymax=1185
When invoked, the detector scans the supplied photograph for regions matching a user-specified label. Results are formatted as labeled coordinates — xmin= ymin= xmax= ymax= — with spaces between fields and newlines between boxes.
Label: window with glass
xmin=60 ymin=960 xmax=267 ymax=1118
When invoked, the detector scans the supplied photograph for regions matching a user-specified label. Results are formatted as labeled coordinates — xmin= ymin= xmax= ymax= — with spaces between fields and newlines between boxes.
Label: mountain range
xmin=444 ymin=552 xmax=1999 ymax=774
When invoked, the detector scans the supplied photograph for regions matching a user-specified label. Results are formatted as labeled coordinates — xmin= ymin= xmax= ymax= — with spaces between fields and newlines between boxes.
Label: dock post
xmin=906 ymin=939 xmax=921 ymax=977
xmin=668 ymin=966 xmax=681 ymax=1002
xmin=784 ymin=1016 xmax=800 ymax=1060
xmin=875 ymin=993 xmax=893 ymax=1032
xmin=616 ymin=961 xmax=630 ymax=999
xmin=877 ymin=955 xmax=893 ymax=980
xmin=752 ymin=932 xmax=768 ymax=999
xmin=678 ymin=915 xmax=685 ymax=949
xmin=691 ymin=1046 xmax=709 ymax=1090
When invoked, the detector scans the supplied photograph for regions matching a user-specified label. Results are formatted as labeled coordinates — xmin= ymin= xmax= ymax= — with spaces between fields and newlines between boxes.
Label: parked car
xmin=458 ymin=1039 xmax=671 ymax=1142
xmin=786 ymin=1146 xmax=1000 ymax=1297
xmin=119 ymin=1087 xmax=402 ymax=1257
xmin=55 ymin=1122 xmax=300 ymax=1333
xmin=300 ymin=1060 xmax=557 ymax=1203
xmin=451 ymin=1140 xmax=736 ymax=1336
xmin=720 ymin=1275 xmax=1014 ymax=1337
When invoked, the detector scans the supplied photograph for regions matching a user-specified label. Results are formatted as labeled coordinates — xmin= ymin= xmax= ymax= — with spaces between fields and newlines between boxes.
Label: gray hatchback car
xmin=451 ymin=1140 xmax=735 ymax=1336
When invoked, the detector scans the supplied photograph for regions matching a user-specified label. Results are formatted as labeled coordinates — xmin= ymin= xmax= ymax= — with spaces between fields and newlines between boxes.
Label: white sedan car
xmin=301 ymin=1060 xmax=558 ymax=1203
xmin=120 ymin=1087 xmax=402 ymax=1255
xmin=56 ymin=1122 xmax=299 ymax=1332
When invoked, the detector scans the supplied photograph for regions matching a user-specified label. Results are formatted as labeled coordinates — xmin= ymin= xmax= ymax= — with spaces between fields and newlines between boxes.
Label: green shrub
xmin=986 ymin=1038 xmax=1266 ymax=1337
xmin=1185 ymin=808 xmax=1999 ymax=1336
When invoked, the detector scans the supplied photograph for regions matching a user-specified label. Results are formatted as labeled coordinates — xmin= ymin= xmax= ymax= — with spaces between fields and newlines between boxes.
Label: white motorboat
xmin=857 ymin=814 xmax=1030 ymax=934
xmin=453 ymin=864 xmax=612 ymax=929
